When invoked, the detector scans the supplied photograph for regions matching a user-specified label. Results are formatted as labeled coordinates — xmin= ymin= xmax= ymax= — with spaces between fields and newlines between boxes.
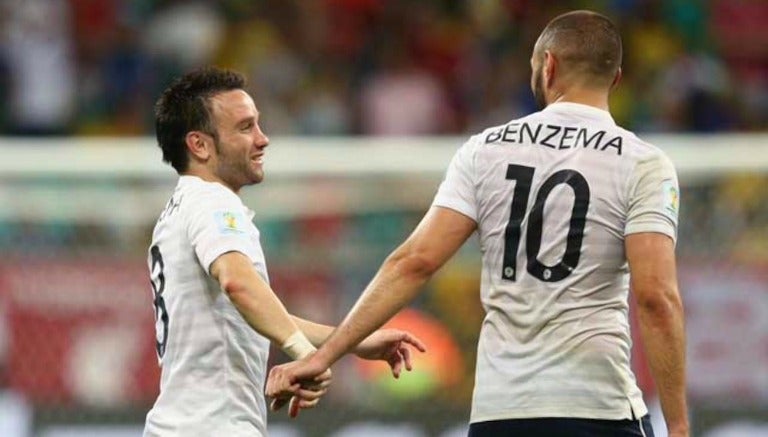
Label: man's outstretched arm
xmin=265 ymin=206 xmax=476 ymax=399
xmin=290 ymin=316 xmax=426 ymax=378
xmin=626 ymin=232 xmax=689 ymax=437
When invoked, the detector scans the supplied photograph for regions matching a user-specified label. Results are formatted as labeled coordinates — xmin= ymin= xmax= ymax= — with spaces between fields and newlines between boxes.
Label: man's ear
xmin=543 ymin=50 xmax=557 ymax=89
xmin=611 ymin=67 xmax=622 ymax=90
xmin=185 ymin=131 xmax=213 ymax=162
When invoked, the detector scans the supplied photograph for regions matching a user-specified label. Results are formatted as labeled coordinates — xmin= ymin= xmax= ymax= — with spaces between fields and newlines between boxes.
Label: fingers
xmin=270 ymin=368 xmax=332 ymax=418
xmin=296 ymin=369 xmax=331 ymax=392
xmin=270 ymin=387 xmax=326 ymax=418
xmin=294 ymin=385 xmax=328 ymax=401
xmin=265 ymin=378 xmax=299 ymax=401
xmin=392 ymin=332 xmax=424 ymax=377
xmin=401 ymin=344 xmax=413 ymax=371
xmin=281 ymin=385 xmax=327 ymax=419
xmin=270 ymin=381 xmax=327 ymax=416
xmin=274 ymin=396 xmax=304 ymax=418
xmin=391 ymin=350 xmax=403 ymax=378
xmin=292 ymin=395 xmax=322 ymax=412
xmin=265 ymin=358 xmax=330 ymax=399
xmin=307 ymin=376 xmax=332 ymax=391
xmin=288 ymin=396 xmax=300 ymax=418
xmin=314 ymin=368 xmax=333 ymax=383
xmin=401 ymin=332 xmax=427 ymax=353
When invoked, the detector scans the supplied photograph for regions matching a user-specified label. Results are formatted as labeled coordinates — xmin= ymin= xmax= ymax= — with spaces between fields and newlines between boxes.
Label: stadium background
xmin=0 ymin=0 xmax=766 ymax=436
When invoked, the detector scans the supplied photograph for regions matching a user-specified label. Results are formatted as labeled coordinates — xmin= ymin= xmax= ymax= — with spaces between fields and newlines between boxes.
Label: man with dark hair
xmin=267 ymin=11 xmax=688 ymax=437
xmin=154 ymin=69 xmax=246 ymax=174
xmin=145 ymin=67 xmax=425 ymax=436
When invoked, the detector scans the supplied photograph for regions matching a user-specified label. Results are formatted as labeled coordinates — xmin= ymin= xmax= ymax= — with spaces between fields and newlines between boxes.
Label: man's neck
xmin=182 ymin=168 xmax=240 ymax=194
xmin=550 ymin=88 xmax=610 ymax=112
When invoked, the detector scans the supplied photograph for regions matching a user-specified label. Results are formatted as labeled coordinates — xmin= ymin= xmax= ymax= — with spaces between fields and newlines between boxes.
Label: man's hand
xmin=267 ymin=358 xmax=331 ymax=418
xmin=266 ymin=328 xmax=425 ymax=418
xmin=353 ymin=329 xmax=426 ymax=378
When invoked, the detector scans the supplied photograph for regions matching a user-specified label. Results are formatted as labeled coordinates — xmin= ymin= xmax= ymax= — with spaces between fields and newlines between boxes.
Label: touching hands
xmin=267 ymin=354 xmax=330 ymax=417
xmin=266 ymin=329 xmax=425 ymax=418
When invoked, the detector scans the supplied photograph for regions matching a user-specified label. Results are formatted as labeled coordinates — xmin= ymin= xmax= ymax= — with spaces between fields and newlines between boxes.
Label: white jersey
xmin=144 ymin=176 xmax=271 ymax=437
xmin=432 ymin=102 xmax=679 ymax=423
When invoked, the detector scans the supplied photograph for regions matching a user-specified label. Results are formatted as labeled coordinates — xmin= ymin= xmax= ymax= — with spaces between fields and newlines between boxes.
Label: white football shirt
xmin=144 ymin=175 xmax=271 ymax=437
xmin=432 ymin=102 xmax=679 ymax=423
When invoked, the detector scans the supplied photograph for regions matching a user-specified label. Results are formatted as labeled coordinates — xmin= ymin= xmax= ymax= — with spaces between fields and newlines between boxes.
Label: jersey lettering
xmin=484 ymin=122 xmax=623 ymax=155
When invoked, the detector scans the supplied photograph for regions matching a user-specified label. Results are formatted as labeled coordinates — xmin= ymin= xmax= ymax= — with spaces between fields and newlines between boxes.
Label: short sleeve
xmin=625 ymin=152 xmax=680 ymax=243
xmin=431 ymin=137 xmax=479 ymax=222
xmin=185 ymin=189 xmax=260 ymax=274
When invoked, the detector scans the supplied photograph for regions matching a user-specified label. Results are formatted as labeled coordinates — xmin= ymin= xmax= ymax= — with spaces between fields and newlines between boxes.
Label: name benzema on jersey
xmin=485 ymin=121 xmax=623 ymax=155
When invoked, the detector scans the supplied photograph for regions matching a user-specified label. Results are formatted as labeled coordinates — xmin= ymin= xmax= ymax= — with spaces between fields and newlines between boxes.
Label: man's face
xmin=207 ymin=89 xmax=269 ymax=190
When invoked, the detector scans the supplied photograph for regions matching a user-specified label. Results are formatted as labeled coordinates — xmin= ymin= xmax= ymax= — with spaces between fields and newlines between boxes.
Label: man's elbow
xmin=635 ymin=286 xmax=684 ymax=321
xmin=386 ymin=249 xmax=440 ymax=281
xmin=220 ymin=276 xmax=248 ymax=301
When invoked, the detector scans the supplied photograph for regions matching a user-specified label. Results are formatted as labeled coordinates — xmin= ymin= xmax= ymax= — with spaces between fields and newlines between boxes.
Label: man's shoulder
xmin=176 ymin=177 xmax=242 ymax=209
xmin=613 ymin=127 xmax=674 ymax=166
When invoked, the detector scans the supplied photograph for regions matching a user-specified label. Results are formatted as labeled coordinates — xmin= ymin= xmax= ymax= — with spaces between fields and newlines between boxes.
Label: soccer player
xmin=145 ymin=67 xmax=425 ymax=437
xmin=266 ymin=10 xmax=688 ymax=437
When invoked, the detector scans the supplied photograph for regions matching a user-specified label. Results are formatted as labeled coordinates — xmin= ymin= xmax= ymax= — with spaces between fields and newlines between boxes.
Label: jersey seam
xmin=624 ymin=158 xmax=640 ymax=225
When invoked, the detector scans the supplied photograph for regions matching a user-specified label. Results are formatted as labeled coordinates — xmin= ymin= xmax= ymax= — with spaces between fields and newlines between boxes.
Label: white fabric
xmin=144 ymin=176 xmax=271 ymax=437
xmin=432 ymin=102 xmax=679 ymax=423
xmin=281 ymin=331 xmax=316 ymax=360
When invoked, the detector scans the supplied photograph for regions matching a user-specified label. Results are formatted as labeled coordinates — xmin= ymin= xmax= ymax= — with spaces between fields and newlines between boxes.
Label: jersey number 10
xmin=502 ymin=165 xmax=590 ymax=282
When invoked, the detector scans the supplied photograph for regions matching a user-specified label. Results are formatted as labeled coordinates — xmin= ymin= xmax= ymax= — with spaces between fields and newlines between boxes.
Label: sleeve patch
xmin=662 ymin=180 xmax=679 ymax=219
xmin=213 ymin=210 xmax=249 ymax=235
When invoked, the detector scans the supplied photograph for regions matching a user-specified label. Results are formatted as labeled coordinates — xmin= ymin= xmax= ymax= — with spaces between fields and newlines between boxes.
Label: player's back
xmin=434 ymin=102 xmax=678 ymax=423
xmin=144 ymin=176 xmax=271 ymax=437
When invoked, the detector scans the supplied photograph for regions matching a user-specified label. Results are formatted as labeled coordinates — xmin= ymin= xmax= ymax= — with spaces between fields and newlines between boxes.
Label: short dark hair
xmin=154 ymin=67 xmax=246 ymax=173
xmin=536 ymin=10 xmax=622 ymax=87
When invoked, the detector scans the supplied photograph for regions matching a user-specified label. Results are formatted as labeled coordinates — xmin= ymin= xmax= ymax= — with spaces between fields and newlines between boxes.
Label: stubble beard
xmin=214 ymin=141 xmax=263 ymax=191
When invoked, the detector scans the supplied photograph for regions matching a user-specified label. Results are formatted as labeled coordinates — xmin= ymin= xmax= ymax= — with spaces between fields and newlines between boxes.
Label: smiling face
xmin=207 ymin=89 xmax=270 ymax=191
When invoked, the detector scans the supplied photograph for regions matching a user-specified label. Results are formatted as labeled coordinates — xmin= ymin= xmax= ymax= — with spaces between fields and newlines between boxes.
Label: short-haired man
xmin=267 ymin=11 xmax=688 ymax=437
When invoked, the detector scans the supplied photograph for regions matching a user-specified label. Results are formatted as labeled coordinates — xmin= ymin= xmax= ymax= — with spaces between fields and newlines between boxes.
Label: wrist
xmin=309 ymin=346 xmax=335 ymax=369
xmin=668 ymin=423 xmax=689 ymax=432
xmin=281 ymin=331 xmax=316 ymax=360
xmin=667 ymin=420 xmax=690 ymax=436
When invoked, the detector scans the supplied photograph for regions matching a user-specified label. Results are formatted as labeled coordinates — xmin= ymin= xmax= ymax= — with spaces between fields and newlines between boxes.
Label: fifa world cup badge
xmin=662 ymin=180 xmax=679 ymax=220
xmin=214 ymin=210 xmax=247 ymax=234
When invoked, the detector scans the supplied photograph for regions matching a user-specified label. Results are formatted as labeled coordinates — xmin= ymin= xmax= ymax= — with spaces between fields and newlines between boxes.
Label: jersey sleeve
xmin=431 ymin=136 xmax=479 ymax=222
xmin=625 ymin=152 xmax=680 ymax=243
xmin=184 ymin=188 xmax=260 ymax=274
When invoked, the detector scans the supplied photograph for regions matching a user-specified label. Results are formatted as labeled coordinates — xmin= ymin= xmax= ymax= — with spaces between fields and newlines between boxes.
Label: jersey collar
xmin=178 ymin=175 xmax=256 ymax=219
xmin=178 ymin=175 xmax=235 ymax=193
xmin=543 ymin=102 xmax=616 ymax=125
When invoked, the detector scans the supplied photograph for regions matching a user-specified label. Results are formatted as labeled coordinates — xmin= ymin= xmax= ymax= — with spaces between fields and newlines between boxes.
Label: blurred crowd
xmin=0 ymin=2 xmax=767 ymax=433
xmin=0 ymin=0 xmax=765 ymax=137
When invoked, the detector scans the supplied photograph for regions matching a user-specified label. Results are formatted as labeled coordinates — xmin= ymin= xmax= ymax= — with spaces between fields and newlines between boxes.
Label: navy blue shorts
xmin=468 ymin=414 xmax=655 ymax=437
